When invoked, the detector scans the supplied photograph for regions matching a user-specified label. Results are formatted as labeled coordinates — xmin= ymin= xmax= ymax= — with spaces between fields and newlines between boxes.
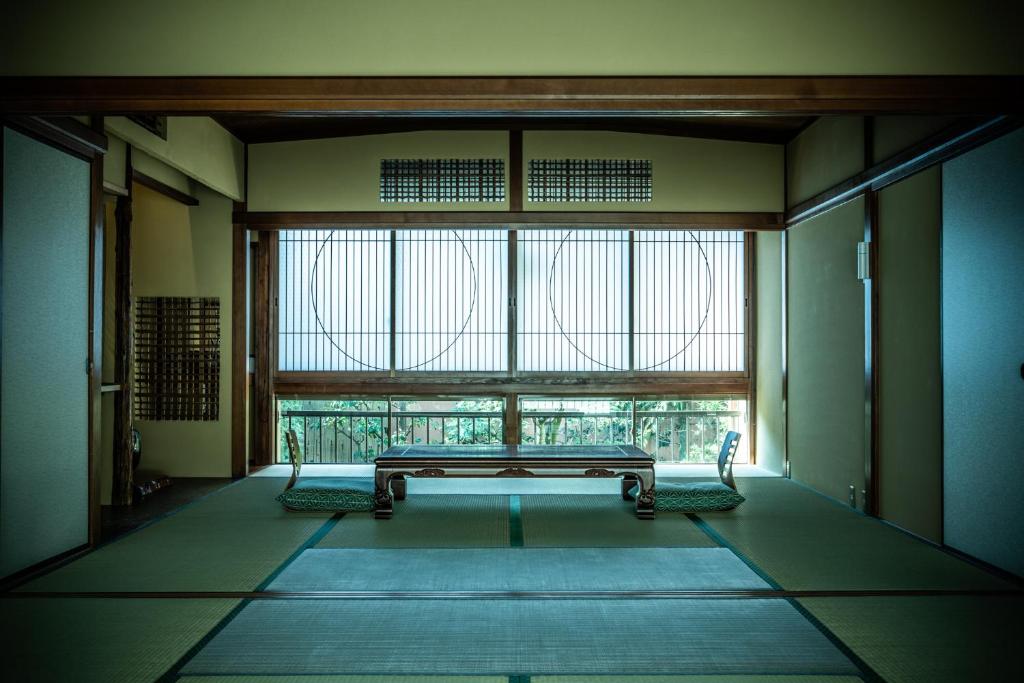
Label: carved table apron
xmin=373 ymin=444 xmax=656 ymax=519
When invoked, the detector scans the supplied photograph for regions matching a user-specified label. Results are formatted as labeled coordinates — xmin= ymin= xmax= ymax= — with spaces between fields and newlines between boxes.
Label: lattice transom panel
xmin=134 ymin=296 xmax=220 ymax=421
xmin=528 ymin=159 xmax=653 ymax=202
xmin=379 ymin=158 xmax=506 ymax=202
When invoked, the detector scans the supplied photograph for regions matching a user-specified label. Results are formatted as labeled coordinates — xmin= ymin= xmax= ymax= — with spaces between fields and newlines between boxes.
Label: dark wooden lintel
xmin=2 ymin=115 xmax=108 ymax=160
xmin=131 ymin=169 xmax=199 ymax=206
xmin=236 ymin=211 xmax=784 ymax=230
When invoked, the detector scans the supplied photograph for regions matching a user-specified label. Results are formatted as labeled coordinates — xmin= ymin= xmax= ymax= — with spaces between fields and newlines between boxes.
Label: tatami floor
xmin=1 ymin=473 xmax=1020 ymax=682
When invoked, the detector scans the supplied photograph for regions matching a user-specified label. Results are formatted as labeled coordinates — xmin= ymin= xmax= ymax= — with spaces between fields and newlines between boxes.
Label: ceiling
xmin=214 ymin=114 xmax=816 ymax=146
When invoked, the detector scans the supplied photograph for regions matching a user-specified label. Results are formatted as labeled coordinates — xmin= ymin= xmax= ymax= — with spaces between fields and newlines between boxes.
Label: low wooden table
xmin=373 ymin=444 xmax=656 ymax=519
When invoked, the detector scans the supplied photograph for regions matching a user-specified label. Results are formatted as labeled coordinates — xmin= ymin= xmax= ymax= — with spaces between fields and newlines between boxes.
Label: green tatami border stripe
xmin=256 ymin=513 xmax=346 ymax=591
xmin=155 ymin=599 xmax=252 ymax=683
xmin=156 ymin=513 xmax=345 ymax=682
xmin=685 ymin=514 xmax=778 ymax=588
xmin=687 ymin=513 xmax=882 ymax=683
xmin=509 ymin=496 xmax=524 ymax=547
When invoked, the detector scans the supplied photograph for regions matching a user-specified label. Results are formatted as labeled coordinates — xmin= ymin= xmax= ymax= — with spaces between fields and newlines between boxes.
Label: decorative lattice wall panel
xmin=379 ymin=158 xmax=505 ymax=202
xmin=528 ymin=159 xmax=652 ymax=202
xmin=134 ymin=296 xmax=220 ymax=421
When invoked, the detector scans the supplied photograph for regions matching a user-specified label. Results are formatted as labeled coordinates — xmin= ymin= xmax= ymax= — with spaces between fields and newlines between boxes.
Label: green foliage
xmin=278 ymin=398 xmax=387 ymax=464
xmin=277 ymin=397 xmax=502 ymax=463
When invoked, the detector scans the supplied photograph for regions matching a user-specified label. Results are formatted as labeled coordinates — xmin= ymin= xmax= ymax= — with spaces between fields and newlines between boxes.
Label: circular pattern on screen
xmin=309 ymin=230 xmax=478 ymax=370
xmin=547 ymin=230 xmax=713 ymax=371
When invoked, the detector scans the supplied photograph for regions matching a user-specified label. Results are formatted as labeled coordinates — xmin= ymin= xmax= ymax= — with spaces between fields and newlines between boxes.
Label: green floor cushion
xmin=630 ymin=481 xmax=746 ymax=512
xmin=276 ymin=477 xmax=376 ymax=512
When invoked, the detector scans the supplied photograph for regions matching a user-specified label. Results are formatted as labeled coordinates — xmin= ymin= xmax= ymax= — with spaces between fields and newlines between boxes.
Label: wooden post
xmin=508 ymin=130 xmax=523 ymax=212
xmin=231 ymin=214 xmax=249 ymax=478
xmin=87 ymin=117 xmax=105 ymax=541
xmin=504 ymin=392 xmax=520 ymax=445
xmin=111 ymin=145 xmax=135 ymax=505
xmin=252 ymin=231 xmax=274 ymax=466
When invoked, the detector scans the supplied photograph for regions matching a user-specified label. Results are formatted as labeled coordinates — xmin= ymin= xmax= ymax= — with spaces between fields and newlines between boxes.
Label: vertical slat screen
xmin=278 ymin=229 xmax=391 ymax=371
xmin=517 ymin=229 xmax=630 ymax=371
xmin=277 ymin=228 xmax=745 ymax=375
xmin=634 ymin=230 xmax=745 ymax=371
xmin=395 ymin=229 xmax=507 ymax=371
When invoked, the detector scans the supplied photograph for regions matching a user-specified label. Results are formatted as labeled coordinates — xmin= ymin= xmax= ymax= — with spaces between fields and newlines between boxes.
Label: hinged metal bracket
xmin=856 ymin=241 xmax=872 ymax=281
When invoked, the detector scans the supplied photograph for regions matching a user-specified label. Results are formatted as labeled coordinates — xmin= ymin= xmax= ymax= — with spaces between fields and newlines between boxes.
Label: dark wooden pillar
xmin=87 ymin=117 xmax=106 ymax=541
xmin=508 ymin=130 xmax=523 ymax=212
xmin=504 ymin=393 xmax=520 ymax=445
xmin=230 ymin=212 xmax=248 ymax=478
xmin=252 ymin=231 xmax=275 ymax=466
xmin=111 ymin=146 xmax=134 ymax=505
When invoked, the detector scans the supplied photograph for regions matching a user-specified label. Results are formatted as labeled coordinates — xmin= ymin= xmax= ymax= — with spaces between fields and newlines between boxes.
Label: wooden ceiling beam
xmin=211 ymin=115 xmax=813 ymax=145
xmin=236 ymin=210 xmax=785 ymax=231
xmin=2 ymin=76 xmax=1021 ymax=115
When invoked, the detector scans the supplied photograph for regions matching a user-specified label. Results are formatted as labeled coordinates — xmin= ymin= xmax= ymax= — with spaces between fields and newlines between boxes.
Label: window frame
xmin=264 ymin=227 xmax=756 ymax=461
xmin=272 ymin=227 xmax=751 ymax=380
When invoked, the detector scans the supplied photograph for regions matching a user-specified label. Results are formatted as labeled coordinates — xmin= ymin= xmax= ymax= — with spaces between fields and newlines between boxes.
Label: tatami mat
xmin=178 ymin=677 xmax=861 ymax=683
xmin=182 ymin=598 xmax=860 ymax=677
xmin=13 ymin=473 xmax=1021 ymax=682
xmin=697 ymin=478 xmax=1015 ymax=591
xmin=268 ymin=547 xmax=770 ymax=592
xmin=0 ymin=598 xmax=238 ymax=683
xmin=535 ymin=677 xmax=864 ymax=683
xmin=800 ymin=595 xmax=1023 ymax=682
xmin=317 ymin=495 xmax=511 ymax=548
xmin=520 ymin=494 xmax=717 ymax=547
xmin=178 ymin=678 xmax=508 ymax=683
xmin=20 ymin=478 xmax=331 ymax=592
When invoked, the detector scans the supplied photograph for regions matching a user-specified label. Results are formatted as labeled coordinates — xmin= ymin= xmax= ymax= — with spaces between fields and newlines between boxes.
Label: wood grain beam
xmin=2 ymin=77 xmax=1021 ymax=115
xmin=274 ymin=374 xmax=749 ymax=397
xmin=236 ymin=211 xmax=785 ymax=231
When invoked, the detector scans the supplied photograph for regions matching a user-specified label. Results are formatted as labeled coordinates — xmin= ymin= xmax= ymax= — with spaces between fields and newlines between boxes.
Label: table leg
xmin=621 ymin=474 xmax=638 ymax=501
xmin=374 ymin=469 xmax=394 ymax=519
xmin=634 ymin=469 xmax=656 ymax=519
xmin=391 ymin=475 xmax=407 ymax=501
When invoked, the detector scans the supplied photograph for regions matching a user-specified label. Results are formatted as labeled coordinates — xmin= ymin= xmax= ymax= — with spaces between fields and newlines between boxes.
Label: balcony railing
xmin=281 ymin=410 xmax=388 ymax=464
xmin=636 ymin=410 xmax=746 ymax=463
xmin=281 ymin=408 xmax=745 ymax=464
xmin=521 ymin=410 xmax=745 ymax=464
xmin=280 ymin=410 xmax=503 ymax=464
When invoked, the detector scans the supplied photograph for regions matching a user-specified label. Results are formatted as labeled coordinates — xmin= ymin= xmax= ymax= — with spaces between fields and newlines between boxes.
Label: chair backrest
xmin=285 ymin=429 xmax=303 ymax=490
xmin=717 ymin=431 xmax=742 ymax=491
